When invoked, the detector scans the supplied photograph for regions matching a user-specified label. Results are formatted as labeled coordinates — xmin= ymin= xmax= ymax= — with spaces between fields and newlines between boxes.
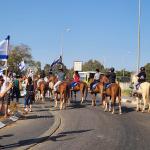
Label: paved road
xmin=31 ymin=96 xmax=150 ymax=150
xmin=0 ymin=99 xmax=54 ymax=150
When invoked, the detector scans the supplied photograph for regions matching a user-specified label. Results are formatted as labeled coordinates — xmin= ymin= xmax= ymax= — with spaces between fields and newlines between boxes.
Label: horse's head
xmin=100 ymin=75 xmax=109 ymax=83
xmin=49 ymin=75 xmax=57 ymax=83
xmin=131 ymin=73 xmax=138 ymax=84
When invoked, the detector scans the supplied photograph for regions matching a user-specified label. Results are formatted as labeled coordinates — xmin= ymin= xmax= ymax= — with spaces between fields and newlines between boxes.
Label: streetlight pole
xmin=137 ymin=0 xmax=141 ymax=73
xmin=60 ymin=27 xmax=71 ymax=63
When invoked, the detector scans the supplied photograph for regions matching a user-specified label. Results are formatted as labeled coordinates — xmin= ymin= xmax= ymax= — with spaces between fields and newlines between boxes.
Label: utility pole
xmin=137 ymin=0 xmax=141 ymax=73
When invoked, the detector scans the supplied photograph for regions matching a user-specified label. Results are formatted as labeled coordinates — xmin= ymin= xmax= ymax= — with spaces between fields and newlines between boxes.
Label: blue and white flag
xmin=0 ymin=36 xmax=10 ymax=61
xmin=51 ymin=56 xmax=63 ymax=68
xmin=19 ymin=60 xmax=25 ymax=71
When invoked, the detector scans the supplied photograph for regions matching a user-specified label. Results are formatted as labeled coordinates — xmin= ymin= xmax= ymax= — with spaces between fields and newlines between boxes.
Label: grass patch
xmin=121 ymin=89 xmax=132 ymax=97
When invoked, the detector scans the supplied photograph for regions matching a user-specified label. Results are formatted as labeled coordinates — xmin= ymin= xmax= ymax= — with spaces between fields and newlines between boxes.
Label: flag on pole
xmin=0 ymin=36 xmax=10 ymax=61
xmin=51 ymin=56 xmax=63 ymax=68
xmin=19 ymin=60 xmax=25 ymax=71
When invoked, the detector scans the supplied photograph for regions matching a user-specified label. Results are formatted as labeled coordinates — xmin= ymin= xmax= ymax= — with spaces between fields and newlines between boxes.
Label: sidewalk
xmin=0 ymin=101 xmax=24 ymax=129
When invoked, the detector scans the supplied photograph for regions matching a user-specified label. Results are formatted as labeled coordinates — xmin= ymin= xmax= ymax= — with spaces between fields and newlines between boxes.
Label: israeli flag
xmin=0 ymin=36 xmax=10 ymax=61
xmin=51 ymin=56 xmax=63 ymax=68
xmin=19 ymin=60 xmax=25 ymax=71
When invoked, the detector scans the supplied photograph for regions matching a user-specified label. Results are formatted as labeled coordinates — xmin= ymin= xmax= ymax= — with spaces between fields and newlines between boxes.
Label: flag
xmin=51 ymin=56 xmax=63 ymax=68
xmin=19 ymin=60 xmax=25 ymax=71
xmin=0 ymin=35 xmax=10 ymax=61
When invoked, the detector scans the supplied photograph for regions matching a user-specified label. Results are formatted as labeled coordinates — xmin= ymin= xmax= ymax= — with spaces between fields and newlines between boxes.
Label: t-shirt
xmin=94 ymin=72 xmax=100 ymax=81
xmin=1 ymin=76 xmax=11 ymax=93
xmin=57 ymin=72 xmax=65 ymax=81
xmin=73 ymin=74 xmax=80 ymax=82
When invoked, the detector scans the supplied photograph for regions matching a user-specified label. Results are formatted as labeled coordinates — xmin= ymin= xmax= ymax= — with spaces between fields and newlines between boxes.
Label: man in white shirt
xmin=0 ymin=74 xmax=13 ymax=118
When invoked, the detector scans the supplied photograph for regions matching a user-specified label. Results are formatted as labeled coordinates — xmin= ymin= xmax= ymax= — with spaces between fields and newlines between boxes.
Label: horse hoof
xmin=104 ymin=109 xmax=107 ymax=112
xmin=119 ymin=112 xmax=122 ymax=115
xmin=112 ymin=112 xmax=114 ymax=114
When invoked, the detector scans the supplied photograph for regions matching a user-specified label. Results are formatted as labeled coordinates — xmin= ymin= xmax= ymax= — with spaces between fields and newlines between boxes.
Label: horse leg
xmin=54 ymin=93 xmax=58 ymax=108
xmin=92 ymin=94 xmax=96 ymax=106
xmin=111 ymin=97 xmax=115 ymax=114
xmin=74 ymin=91 xmax=77 ymax=101
xmin=91 ymin=94 xmax=95 ymax=106
xmin=60 ymin=93 xmax=64 ymax=110
xmin=148 ymin=103 xmax=150 ymax=113
xmin=142 ymin=95 xmax=146 ymax=113
xmin=109 ymin=98 xmax=112 ymax=112
xmin=104 ymin=97 xmax=108 ymax=112
xmin=118 ymin=97 xmax=122 ymax=115
xmin=80 ymin=90 xmax=84 ymax=104
xmin=136 ymin=97 xmax=140 ymax=111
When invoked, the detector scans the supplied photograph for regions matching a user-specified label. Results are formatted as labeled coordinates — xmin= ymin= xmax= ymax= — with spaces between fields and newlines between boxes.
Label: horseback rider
xmin=90 ymin=69 xmax=100 ymax=92
xmin=53 ymin=67 xmax=65 ymax=92
xmin=37 ymin=70 xmax=45 ymax=88
xmin=135 ymin=67 xmax=146 ymax=90
xmin=103 ymin=67 xmax=116 ymax=91
xmin=71 ymin=71 xmax=80 ymax=89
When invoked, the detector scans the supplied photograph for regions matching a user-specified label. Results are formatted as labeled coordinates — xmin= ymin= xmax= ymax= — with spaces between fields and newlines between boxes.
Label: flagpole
xmin=5 ymin=35 xmax=10 ymax=77
xmin=137 ymin=0 xmax=141 ymax=73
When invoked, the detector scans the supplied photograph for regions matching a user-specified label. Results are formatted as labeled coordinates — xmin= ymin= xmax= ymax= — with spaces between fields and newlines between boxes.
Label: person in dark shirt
xmin=106 ymin=67 xmax=116 ymax=83
xmin=24 ymin=77 xmax=34 ymax=112
xmin=135 ymin=67 xmax=146 ymax=90
xmin=104 ymin=67 xmax=116 ymax=91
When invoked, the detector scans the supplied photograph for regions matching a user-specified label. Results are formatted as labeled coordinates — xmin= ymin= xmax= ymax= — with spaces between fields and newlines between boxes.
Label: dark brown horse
xmin=70 ymin=81 xmax=88 ymax=104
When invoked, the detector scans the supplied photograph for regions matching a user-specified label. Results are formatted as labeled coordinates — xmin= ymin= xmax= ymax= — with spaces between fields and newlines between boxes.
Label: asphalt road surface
xmin=1 ymin=95 xmax=150 ymax=150
xmin=0 ymin=99 xmax=54 ymax=150
xmin=32 ymin=95 xmax=150 ymax=150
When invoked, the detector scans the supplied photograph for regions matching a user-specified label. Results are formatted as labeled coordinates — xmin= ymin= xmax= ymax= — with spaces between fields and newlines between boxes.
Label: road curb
xmin=0 ymin=111 xmax=23 ymax=129
xmin=15 ymin=108 xmax=61 ymax=150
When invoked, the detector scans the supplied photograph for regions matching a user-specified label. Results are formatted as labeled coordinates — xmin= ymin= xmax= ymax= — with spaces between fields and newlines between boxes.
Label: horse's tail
xmin=118 ymin=84 xmax=122 ymax=101
xmin=66 ymin=83 xmax=70 ymax=99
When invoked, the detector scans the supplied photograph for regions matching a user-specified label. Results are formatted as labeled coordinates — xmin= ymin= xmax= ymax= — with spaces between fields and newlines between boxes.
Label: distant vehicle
xmin=78 ymin=71 xmax=104 ymax=83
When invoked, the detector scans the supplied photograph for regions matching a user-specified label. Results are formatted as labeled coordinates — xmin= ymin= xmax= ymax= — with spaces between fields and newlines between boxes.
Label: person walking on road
xmin=24 ymin=77 xmax=34 ymax=112
xmin=11 ymin=74 xmax=20 ymax=103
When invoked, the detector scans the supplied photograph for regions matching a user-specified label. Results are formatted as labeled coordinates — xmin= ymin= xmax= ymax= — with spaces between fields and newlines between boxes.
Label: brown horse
xmin=88 ymin=78 xmax=104 ymax=106
xmin=70 ymin=81 xmax=88 ymax=104
xmin=49 ymin=75 xmax=70 ymax=110
xmin=100 ymin=75 xmax=122 ymax=114
xmin=35 ymin=76 xmax=49 ymax=102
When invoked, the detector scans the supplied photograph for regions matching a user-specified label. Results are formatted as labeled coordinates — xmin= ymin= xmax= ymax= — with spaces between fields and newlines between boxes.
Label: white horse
xmin=131 ymin=74 xmax=150 ymax=112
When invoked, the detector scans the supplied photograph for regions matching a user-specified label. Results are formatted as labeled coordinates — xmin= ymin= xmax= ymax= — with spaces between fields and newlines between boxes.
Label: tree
xmin=82 ymin=59 xmax=104 ymax=72
xmin=145 ymin=63 xmax=150 ymax=82
xmin=44 ymin=64 xmax=50 ymax=76
xmin=8 ymin=44 xmax=33 ymax=74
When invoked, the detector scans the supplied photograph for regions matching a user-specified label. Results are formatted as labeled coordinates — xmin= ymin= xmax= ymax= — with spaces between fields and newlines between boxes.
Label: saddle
xmin=92 ymin=82 xmax=99 ymax=89
xmin=105 ymin=83 xmax=112 ymax=89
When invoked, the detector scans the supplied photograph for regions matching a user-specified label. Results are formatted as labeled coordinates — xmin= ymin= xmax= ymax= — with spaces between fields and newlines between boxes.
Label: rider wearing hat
xmin=106 ymin=67 xmax=116 ymax=83
xmin=53 ymin=66 xmax=65 ymax=92
xmin=135 ymin=67 xmax=146 ymax=90
xmin=103 ymin=67 xmax=116 ymax=91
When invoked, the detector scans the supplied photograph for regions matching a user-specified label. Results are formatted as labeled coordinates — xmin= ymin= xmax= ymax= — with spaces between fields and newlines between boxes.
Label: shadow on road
xmin=0 ymin=129 xmax=93 ymax=149
xmin=0 ymin=134 xmax=14 ymax=140
xmin=21 ymin=115 xmax=53 ymax=120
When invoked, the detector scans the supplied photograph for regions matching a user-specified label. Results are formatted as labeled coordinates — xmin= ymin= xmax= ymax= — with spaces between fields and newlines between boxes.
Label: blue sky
xmin=0 ymin=0 xmax=150 ymax=71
